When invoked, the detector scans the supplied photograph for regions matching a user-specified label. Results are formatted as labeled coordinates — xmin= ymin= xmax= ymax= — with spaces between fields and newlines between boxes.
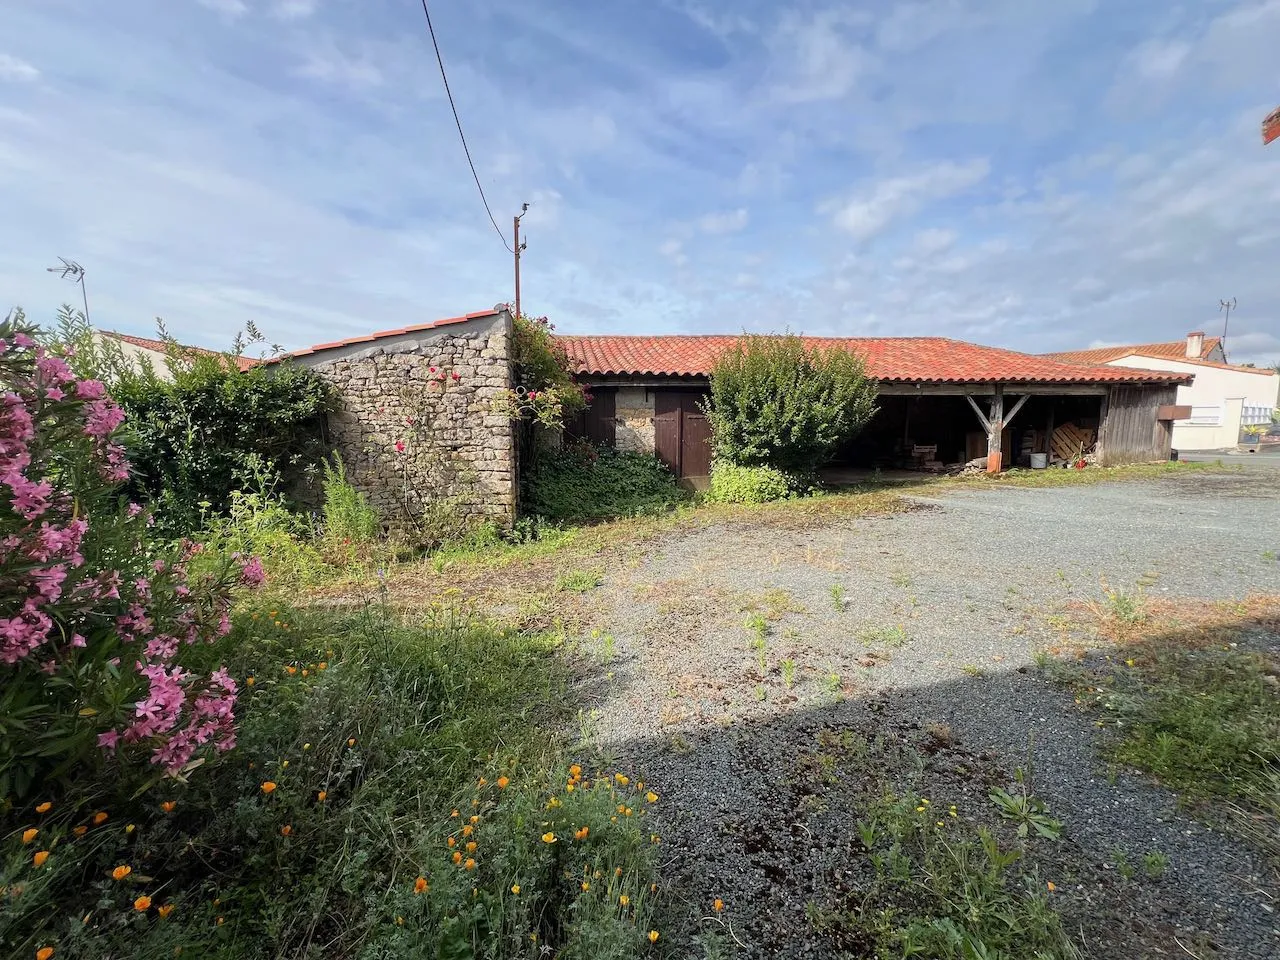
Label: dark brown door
xmin=654 ymin=390 xmax=711 ymax=478
xmin=565 ymin=388 xmax=616 ymax=447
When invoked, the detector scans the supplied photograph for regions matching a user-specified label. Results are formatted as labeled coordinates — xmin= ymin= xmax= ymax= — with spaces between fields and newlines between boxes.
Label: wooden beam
xmin=964 ymin=394 xmax=991 ymax=432
xmin=873 ymin=383 xmax=1110 ymax=397
xmin=1004 ymin=393 xmax=1030 ymax=428
xmin=987 ymin=384 xmax=1005 ymax=473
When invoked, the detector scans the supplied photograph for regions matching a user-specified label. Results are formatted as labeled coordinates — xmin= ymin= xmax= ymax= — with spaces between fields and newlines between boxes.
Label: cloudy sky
xmin=2 ymin=0 xmax=1278 ymax=364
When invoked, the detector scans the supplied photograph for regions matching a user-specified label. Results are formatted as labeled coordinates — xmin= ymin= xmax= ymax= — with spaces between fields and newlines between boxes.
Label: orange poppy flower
xmin=33 ymin=851 xmax=50 ymax=867
xmin=21 ymin=828 xmax=37 ymax=844
xmin=112 ymin=865 xmax=132 ymax=881
xmin=35 ymin=802 xmax=52 ymax=814
xmin=134 ymin=895 xmax=151 ymax=912
xmin=161 ymin=801 xmax=176 ymax=813
xmin=260 ymin=782 xmax=277 ymax=794
xmin=413 ymin=876 xmax=428 ymax=894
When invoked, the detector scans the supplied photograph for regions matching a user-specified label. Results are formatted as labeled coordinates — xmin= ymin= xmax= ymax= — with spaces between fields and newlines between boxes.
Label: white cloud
xmin=0 ymin=54 xmax=39 ymax=83
xmin=825 ymin=159 xmax=990 ymax=241
xmin=197 ymin=0 xmax=249 ymax=17
xmin=876 ymin=0 xmax=969 ymax=53
xmin=767 ymin=8 xmax=873 ymax=103
xmin=658 ymin=238 xmax=688 ymax=268
xmin=1126 ymin=38 xmax=1191 ymax=81
xmin=274 ymin=0 xmax=319 ymax=19
xmin=696 ymin=208 xmax=748 ymax=235
xmin=911 ymin=227 xmax=957 ymax=256
xmin=295 ymin=48 xmax=382 ymax=88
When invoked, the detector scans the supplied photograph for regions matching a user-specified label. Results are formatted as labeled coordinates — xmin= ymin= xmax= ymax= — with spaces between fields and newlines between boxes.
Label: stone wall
xmin=614 ymin=386 xmax=655 ymax=453
xmin=295 ymin=311 xmax=516 ymax=528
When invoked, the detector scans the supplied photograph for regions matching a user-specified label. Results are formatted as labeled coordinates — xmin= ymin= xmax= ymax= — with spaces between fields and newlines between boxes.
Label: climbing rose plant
xmin=0 ymin=313 xmax=258 ymax=798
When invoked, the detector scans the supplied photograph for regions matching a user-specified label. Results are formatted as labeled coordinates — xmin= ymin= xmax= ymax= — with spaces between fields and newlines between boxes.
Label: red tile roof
xmin=271 ymin=310 xmax=502 ymax=362
xmin=557 ymin=335 xmax=1191 ymax=385
xmin=1042 ymin=337 xmax=1222 ymax=366
xmin=101 ymin=330 xmax=256 ymax=372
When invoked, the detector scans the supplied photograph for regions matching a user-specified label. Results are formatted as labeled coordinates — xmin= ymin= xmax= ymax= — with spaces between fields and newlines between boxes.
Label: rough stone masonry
xmin=292 ymin=310 xmax=517 ymax=529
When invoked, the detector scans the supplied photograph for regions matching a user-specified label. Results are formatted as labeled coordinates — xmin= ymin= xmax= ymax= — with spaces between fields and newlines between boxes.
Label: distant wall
xmin=615 ymin=386 xmax=656 ymax=453
xmin=294 ymin=311 xmax=517 ymax=527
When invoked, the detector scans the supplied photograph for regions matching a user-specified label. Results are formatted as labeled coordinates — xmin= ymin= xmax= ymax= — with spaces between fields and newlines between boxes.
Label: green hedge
xmin=111 ymin=358 xmax=332 ymax=532
xmin=525 ymin=443 xmax=686 ymax=522
xmin=708 ymin=462 xmax=798 ymax=504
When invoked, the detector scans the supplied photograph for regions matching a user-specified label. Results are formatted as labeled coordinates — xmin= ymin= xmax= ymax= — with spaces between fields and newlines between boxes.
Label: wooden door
xmin=654 ymin=390 xmax=711 ymax=478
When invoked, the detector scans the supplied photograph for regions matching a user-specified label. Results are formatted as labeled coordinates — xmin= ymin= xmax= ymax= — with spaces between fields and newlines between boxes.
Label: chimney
xmin=1185 ymin=331 xmax=1204 ymax=359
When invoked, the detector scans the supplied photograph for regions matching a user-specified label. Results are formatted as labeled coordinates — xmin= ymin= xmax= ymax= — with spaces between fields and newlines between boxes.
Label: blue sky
xmin=2 ymin=0 xmax=1279 ymax=365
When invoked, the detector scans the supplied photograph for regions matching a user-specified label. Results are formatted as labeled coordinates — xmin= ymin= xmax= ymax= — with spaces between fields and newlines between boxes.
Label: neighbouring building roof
xmin=1042 ymin=336 xmax=1223 ymax=366
xmin=557 ymin=335 xmax=1190 ymax=385
xmin=101 ymin=330 xmax=257 ymax=372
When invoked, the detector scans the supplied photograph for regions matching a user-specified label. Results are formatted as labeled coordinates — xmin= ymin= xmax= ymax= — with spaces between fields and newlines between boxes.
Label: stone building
xmin=281 ymin=309 xmax=517 ymax=528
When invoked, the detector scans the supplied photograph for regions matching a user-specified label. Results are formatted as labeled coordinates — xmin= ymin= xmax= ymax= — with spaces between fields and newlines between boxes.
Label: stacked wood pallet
xmin=1050 ymin=423 xmax=1096 ymax=462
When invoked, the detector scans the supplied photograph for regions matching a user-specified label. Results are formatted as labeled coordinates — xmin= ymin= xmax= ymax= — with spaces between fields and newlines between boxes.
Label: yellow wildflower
xmin=620 ymin=894 xmax=630 ymax=906
xmin=465 ymin=841 xmax=477 ymax=853
xmin=452 ymin=851 xmax=462 ymax=865
xmin=646 ymin=791 xmax=658 ymax=803
xmin=511 ymin=884 xmax=521 ymax=895
xmin=542 ymin=832 xmax=557 ymax=843
xmin=158 ymin=904 xmax=174 ymax=919
xmin=317 ymin=791 xmax=327 ymax=803
xmin=714 ymin=898 xmax=724 ymax=912
xmin=615 ymin=774 xmax=630 ymax=786
xmin=497 ymin=776 xmax=510 ymax=789
xmin=648 ymin=930 xmax=659 ymax=943
xmin=463 ymin=858 xmax=476 ymax=871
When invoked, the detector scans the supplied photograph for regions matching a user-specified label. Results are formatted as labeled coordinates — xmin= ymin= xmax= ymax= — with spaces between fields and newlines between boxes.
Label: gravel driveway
xmin=581 ymin=471 xmax=1280 ymax=959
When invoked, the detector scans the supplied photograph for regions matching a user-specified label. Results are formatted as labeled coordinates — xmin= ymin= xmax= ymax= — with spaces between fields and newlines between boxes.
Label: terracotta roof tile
xmin=556 ymin=335 xmax=1191 ymax=385
xmin=1042 ymin=337 xmax=1222 ymax=365
xmin=101 ymin=331 xmax=256 ymax=372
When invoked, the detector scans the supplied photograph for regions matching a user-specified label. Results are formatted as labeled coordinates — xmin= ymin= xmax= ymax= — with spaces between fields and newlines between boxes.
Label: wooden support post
xmin=987 ymin=384 xmax=1004 ymax=473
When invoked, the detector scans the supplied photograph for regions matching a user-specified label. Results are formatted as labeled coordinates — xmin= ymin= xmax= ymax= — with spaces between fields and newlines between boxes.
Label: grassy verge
xmin=1 ymin=598 xmax=664 ymax=959
xmin=1043 ymin=593 xmax=1280 ymax=862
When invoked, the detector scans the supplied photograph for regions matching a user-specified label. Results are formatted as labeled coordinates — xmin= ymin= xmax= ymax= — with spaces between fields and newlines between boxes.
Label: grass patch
xmin=556 ymin=569 xmax=604 ymax=593
xmin=808 ymin=791 xmax=1078 ymax=959
xmin=859 ymin=624 xmax=909 ymax=648
xmin=1047 ymin=593 xmax=1280 ymax=862
xmin=0 ymin=599 xmax=662 ymax=959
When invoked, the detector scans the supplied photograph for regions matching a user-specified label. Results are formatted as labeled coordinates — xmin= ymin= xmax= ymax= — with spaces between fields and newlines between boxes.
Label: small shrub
xmin=320 ymin=453 xmax=379 ymax=543
xmin=705 ymin=333 xmax=878 ymax=475
xmin=526 ymin=443 xmax=685 ymax=522
xmin=708 ymin=462 xmax=796 ymax=504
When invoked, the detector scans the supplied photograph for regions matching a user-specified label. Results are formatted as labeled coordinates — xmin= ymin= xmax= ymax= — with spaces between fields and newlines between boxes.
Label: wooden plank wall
xmin=1097 ymin=385 xmax=1177 ymax=465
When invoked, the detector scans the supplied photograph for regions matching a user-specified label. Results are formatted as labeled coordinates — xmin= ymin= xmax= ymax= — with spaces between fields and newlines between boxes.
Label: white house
xmin=1045 ymin=332 xmax=1279 ymax=451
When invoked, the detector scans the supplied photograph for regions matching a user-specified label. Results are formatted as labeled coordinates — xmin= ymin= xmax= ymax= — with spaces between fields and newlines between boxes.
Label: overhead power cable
xmin=418 ymin=0 xmax=513 ymax=252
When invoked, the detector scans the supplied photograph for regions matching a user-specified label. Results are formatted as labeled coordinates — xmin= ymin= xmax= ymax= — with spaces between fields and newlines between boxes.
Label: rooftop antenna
xmin=1218 ymin=297 xmax=1236 ymax=351
xmin=46 ymin=257 xmax=90 ymax=324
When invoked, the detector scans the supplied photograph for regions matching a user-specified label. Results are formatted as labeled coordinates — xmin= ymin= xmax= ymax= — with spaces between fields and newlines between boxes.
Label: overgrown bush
xmin=525 ymin=442 xmax=686 ymax=522
xmin=708 ymin=462 xmax=798 ymax=504
xmin=1 ymin=600 xmax=663 ymax=959
xmin=705 ymin=334 xmax=877 ymax=476
xmin=0 ymin=313 xmax=258 ymax=799
xmin=47 ymin=308 xmax=333 ymax=533
xmin=320 ymin=454 xmax=379 ymax=543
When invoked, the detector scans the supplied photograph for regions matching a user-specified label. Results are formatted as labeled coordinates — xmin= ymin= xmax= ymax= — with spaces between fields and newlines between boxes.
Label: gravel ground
xmin=578 ymin=471 xmax=1280 ymax=959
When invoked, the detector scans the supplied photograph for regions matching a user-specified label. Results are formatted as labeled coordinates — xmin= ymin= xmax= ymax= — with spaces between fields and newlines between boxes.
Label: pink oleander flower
xmin=239 ymin=557 xmax=265 ymax=587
